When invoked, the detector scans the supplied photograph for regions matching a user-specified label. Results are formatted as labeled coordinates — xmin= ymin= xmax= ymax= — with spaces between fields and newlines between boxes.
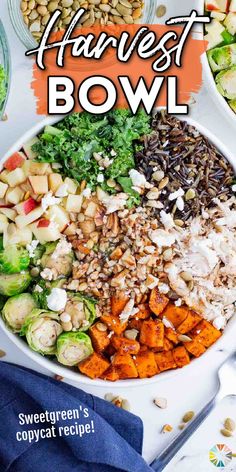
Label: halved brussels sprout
xmin=41 ymin=242 xmax=74 ymax=277
xmin=216 ymin=65 xmax=236 ymax=99
xmin=2 ymin=293 xmax=38 ymax=332
xmin=65 ymin=293 xmax=97 ymax=331
xmin=21 ymin=309 xmax=63 ymax=355
xmin=0 ymin=272 xmax=32 ymax=296
xmin=56 ymin=332 xmax=93 ymax=366
xmin=0 ymin=245 xmax=30 ymax=274
xmin=207 ymin=44 xmax=236 ymax=72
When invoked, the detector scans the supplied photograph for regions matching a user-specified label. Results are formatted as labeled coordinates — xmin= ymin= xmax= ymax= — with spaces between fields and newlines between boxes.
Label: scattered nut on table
xmin=153 ymin=397 xmax=167 ymax=409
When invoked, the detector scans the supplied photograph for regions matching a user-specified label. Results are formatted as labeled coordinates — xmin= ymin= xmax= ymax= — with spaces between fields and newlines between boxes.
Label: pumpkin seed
xmin=116 ymin=3 xmax=132 ymax=15
xmin=0 ymin=349 xmax=6 ymax=358
xmin=159 ymin=177 xmax=169 ymax=190
xmin=178 ymin=424 xmax=185 ymax=430
xmin=221 ymin=428 xmax=233 ymax=437
xmin=185 ymin=189 xmax=196 ymax=201
xmin=119 ymin=0 xmax=132 ymax=8
xmin=124 ymin=329 xmax=139 ymax=340
xmin=224 ymin=418 xmax=235 ymax=432
xmin=156 ymin=4 xmax=166 ymax=18
xmin=96 ymin=322 xmax=107 ymax=332
xmin=178 ymin=334 xmax=192 ymax=343
xmin=162 ymin=424 xmax=173 ymax=433
xmin=182 ymin=411 xmax=195 ymax=423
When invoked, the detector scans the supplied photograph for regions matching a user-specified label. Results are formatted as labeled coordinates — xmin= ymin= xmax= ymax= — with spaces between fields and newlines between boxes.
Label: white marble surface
xmin=1 ymin=1 xmax=236 ymax=471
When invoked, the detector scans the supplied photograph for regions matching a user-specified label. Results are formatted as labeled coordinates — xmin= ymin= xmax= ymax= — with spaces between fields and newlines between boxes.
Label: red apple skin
xmin=4 ymin=152 xmax=26 ymax=171
xmin=23 ymin=198 xmax=37 ymax=215
xmin=37 ymin=218 xmax=50 ymax=228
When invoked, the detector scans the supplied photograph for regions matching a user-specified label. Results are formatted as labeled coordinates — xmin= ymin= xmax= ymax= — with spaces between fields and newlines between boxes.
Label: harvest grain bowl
xmin=203 ymin=0 xmax=236 ymax=122
xmin=0 ymin=109 xmax=236 ymax=386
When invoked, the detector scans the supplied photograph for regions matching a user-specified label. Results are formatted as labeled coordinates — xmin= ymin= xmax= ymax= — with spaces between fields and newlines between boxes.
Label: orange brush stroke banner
xmin=31 ymin=24 xmax=206 ymax=115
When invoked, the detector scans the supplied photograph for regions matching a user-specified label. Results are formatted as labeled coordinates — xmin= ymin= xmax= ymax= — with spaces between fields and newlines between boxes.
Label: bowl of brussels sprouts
xmin=203 ymin=0 xmax=236 ymax=123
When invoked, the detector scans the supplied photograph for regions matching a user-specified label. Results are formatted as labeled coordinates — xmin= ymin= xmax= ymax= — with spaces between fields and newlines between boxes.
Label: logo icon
xmin=209 ymin=444 xmax=232 ymax=468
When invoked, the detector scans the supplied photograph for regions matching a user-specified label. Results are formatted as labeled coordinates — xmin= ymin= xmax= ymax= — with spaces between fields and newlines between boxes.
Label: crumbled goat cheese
xmin=213 ymin=316 xmax=225 ymax=330
xmin=41 ymin=192 xmax=61 ymax=211
xmin=150 ymin=229 xmax=176 ymax=248
xmin=82 ymin=188 xmax=92 ymax=198
xmin=40 ymin=268 xmax=54 ymax=281
xmin=26 ymin=239 xmax=39 ymax=258
xmin=55 ymin=183 xmax=68 ymax=197
xmin=46 ymin=288 xmax=67 ymax=312
xmin=168 ymin=188 xmax=184 ymax=201
xmin=232 ymin=184 xmax=236 ymax=192
xmin=160 ymin=211 xmax=175 ymax=230
xmin=175 ymin=298 xmax=182 ymax=307
xmin=51 ymin=238 xmax=72 ymax=260
xmin=119 ymin=299 xmax=139 ymax=323
xmin=158 ymin=283 xmax=170 ymax=294
xmin=129 ymin=169 xmax=147 ymax=189
xmin=103 ymin=193 xmax=128 ymax=214
xmin=97 ymin=174 xmax=104 ymax=183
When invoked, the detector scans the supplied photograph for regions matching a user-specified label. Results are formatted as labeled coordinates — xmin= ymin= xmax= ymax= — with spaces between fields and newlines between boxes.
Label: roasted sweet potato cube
xmin=112 ymin=353 xmax=138 ymax=379
xmin=154 ymin=351 xmax=177 ymax=372
xmin=135 ymin=351 xmax=159 ymax=378
xmin=173 ymin=346 xmax=190 ymax=368
xmin=128 ymin=318 xmax=143 ymax=331
xmin=191 ymin=320 xmax=222 ymax=348
xmin=135 ymin=303 xmax=151 ymax=319
xmin=111 ymin=336 xmax=140 ymax=355
xmin=177 ymin=311 xmax=202 ymax=334
xmin=185 ymin=338 xmax=206 ymax=357
xmin=100 ymin=366 xmax=119 ymax=382
xmin=149 ymin=287 xmax=169 ymax=316
xmin=100 ymin=314 xmax=127 ymax=335
xmin=79 ymin=353 xmax=110 ymax=379
xmin=152 ymin=337 xmax=174 ymax=353
xmin=140 ymin=319 xmax=164 ymax=349
xmin=164 ymin=327 xmax=179 ymax=344
xmin=89 ymin=323 xmax=110 ymax=352
xmin=111 ymin=293 xmax=129 ymax=317
xmin=161 ymin=304 xmax=189 ymax=328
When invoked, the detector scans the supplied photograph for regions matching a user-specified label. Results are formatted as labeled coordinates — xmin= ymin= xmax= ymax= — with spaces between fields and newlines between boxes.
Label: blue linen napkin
xmin=0 ymin=361 xmax=153 ymax=472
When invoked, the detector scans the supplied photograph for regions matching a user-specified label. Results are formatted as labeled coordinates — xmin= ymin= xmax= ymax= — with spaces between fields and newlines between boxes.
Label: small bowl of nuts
xmin=8 ymin=0 xmax=156 ymax=49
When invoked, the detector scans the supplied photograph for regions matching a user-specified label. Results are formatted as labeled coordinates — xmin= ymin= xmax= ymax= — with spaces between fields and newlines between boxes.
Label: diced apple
xmin=0 ymin=170 xmax=10 ymax=183
xmin=6 ymin=187 xmax=24 ymax=205
xmin=85 ymin=201 xmax=98 ymax=218
xmin=0 ymin=182 xmax=8 ymax=198
xmin=224 ymin=12 xmax=236 ymax=34
xmin=0 ymin=207 xmax=17 ymax=221
xmin=211 ymin=11 xmax=226 ymax=19
xmin=29 ymin=162 xmax=51 ymax=175
xmin=28 ymin=175 xmax=48 ymax=195
xmin=66 ymin=194 xmax=83 ymax=213
xmin=15 ymin=198 xmax=37 ymax=215
xmin=46 ymin=205 xmax=70 ymax=231
xmin=37 ymin=218 xmax=50 ymax=228
xmin=22 ymin=160 xmax=31 ymax=177
xmin=0 ymin=214 xmax=9 ymax=233
xmin=64 ymin=177 xmax=78 ymax=194
xmin=48 ymin=173 xmax=63 ymax=193
xmin=206 ymin=0 xmax=229 ymax=11
xmin=23 ymin=137 xmax=39 ymax=160
xmin=3 ymin=224 xmax=32 ymax=247
xmin=4 ymin=152 xmax=26 ymax=171
xmin=15 ymin=206 xmax=44 ymax=228
xmin=5 ymin=168 xmax=26 ymax=187
xmin=30 ymin=221 xmax=61 ymax=244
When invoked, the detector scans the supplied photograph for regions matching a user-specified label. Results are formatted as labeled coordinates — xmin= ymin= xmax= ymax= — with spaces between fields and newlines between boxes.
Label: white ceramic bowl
xmin=0 ymin=114 xmax=235 ymax=387
xmin=200 ymin=0 xmax=236 ymax=124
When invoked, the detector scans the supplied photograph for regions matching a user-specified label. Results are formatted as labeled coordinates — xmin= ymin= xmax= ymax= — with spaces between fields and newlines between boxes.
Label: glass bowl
xmin=0 ymin=20 xmax=11 ymax=120
xmin=8 ymin=0 xmax=157 ymax=50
